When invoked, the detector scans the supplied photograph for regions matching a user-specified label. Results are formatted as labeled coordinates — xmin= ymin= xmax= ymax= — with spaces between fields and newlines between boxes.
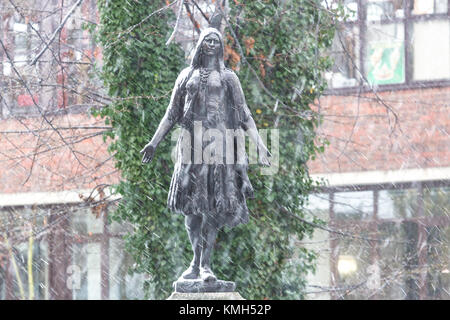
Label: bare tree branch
xmin=30 ymin=0 xmax=84 ymax=66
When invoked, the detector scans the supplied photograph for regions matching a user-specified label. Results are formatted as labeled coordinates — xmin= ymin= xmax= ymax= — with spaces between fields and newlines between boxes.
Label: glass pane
xmin=71 ymin=242 xmax=102 ymax=300
xmin=367 ymin=0 xmax=406 ymax=22
xmin=71 ymin=242 xmax=103 ymax=300
xmin=86 ymin=243 xmax=101 ymax=299
xmin=3 ymin=61 xmax=12 ymax=76
xmin=71 ymin=243 xmax=88 ymax=300
xmin=334 ymin=191 xmax=373 ymax=220
xmin=378 ymin=188 xmax=419 ymax=219
xmin=305 ymin=193 xmax=330 ymax=220
xmin=412 ymin=19 xmax=450 ymax=81
xmin=402 ymin=221 xmax=421 ymax=299
xmin=435 ymin=0 xmax=448 ymax=13
xmin=377 ymin=221 xmax=421 ymax=299
xmin=365 ymin=23 xmax=405 ymax=85
xmin=5 ymin=239 xmax=49 ymax=300
xmin=412 ymin=0 xmax=433 ymax=15
xmin=0 ymin=207 xmax=49 ymax=300
xmin=328 ymin=25 xmax=360 ymax=88
xmin=109 ymin=238 xmax=146 ymax=300
xmin=426 ymin=225 xmax=450 ymax=299
xmin=333 ymin=230 xmax=372 ymax=299
xmin=377 ymin=222 xmax=406 ymax=299
xmin=423 ymin=186 xmax=450 ymax=218
xmin=35 ymin=241 xmax=49 ymax=300
xmin=322 ymin=0 xmax=358 ymax=21
xmin=14 ymin=34 xmax=28 ymax=67
xmin=412 ymin=0 xmax=448 ymax=15
xmin=109 ymin=219 xmax=134 ymax=235
xmin=303 ymin=193 xmax=332 ymax=299
xmin=12 ymin=22 xmax=28 ymax=68
xmin=71 ymin=207 xmax=104 ymax=236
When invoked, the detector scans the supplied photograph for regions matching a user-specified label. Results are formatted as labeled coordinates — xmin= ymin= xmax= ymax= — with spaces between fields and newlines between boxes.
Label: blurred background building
xmin=305 ymin=0 xmax=449 ymax=300
xmin=0 ymin=0 xmax=448 ymax=299
xmin=0 ymin=0 xmax=144 ymax=300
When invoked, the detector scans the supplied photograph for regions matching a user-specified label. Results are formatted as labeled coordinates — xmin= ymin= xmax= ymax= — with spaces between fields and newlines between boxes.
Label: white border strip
xmin=311 ymin=166 xmax=450 ymax=187
xmin=0 ymin=188 xmax=121 ymax=207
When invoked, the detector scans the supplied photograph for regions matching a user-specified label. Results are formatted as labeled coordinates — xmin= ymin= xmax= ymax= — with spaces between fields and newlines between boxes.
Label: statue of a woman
xmin=140 ymin=27 xmax=270 ymax=285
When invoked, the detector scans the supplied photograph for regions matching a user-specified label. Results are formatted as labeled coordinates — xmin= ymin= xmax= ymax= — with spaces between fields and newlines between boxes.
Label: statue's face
xmin=201 ymin=33 xmax=221 ymax=56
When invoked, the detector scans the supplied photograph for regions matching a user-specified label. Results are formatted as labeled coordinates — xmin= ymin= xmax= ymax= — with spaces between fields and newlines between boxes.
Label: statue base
xmin=167 ymin=291 xmax=245 ymax=300
xmin=173 ymin=278 xmax=236 ymax=293
xmin=169 ymin=276 xmax=244 ymax=300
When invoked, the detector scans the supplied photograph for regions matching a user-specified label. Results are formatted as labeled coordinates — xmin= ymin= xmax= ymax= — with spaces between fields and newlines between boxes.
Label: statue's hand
xmin=258 ymin=145 xmax=272 ymax=167
xmin=140 ymin=143 xmax=156 ymax=164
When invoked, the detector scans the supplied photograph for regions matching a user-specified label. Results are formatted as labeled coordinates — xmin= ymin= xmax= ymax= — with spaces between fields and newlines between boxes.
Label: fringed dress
xmin=165 ymin=66 xmax=254 ymax=228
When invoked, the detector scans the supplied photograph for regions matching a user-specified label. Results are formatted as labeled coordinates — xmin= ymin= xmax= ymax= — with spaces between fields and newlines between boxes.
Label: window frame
xmin=325 ymin=0 xmax=450 ymax=95
xmin=316 ymin=179 xmax=450 ymax=300
xmin=0 ymin=202 xmax=137 ymax=300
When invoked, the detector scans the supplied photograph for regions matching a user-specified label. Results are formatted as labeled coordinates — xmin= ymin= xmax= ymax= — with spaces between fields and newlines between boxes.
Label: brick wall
xmin=308 ymin=86 xmax=450 ymax=175
xmin=0 ymin=114 xmax=118 ymax=193
xmin=2 ymin=85 xmax=448 ymax=194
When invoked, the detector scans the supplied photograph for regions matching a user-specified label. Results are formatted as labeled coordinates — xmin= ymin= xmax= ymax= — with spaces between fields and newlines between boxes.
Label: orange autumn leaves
xmin=224 ymin=33 xmax=241 ymax=70
xmin=225 ymin=34 xmax=272 ymax=78
xmin=243 ymin=35 xmax=255 ymax=55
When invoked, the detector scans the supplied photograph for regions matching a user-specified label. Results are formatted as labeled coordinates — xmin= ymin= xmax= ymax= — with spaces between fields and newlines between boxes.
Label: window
xmin=327 ymin=23 xmax=361 ymax=88
xmin=0 ymin=204 xmax=145 ymax=300
xmin=326 ymin=0 xmax=450 ymax=91
xmin=412 ymin=19 xmax=450 ymax=81
xmin=69 ymin=206 xmax=146 ymax=300
xmin=1 ymin=14 xmax=42 ymax=116
xmin=2 ymin=17 xmax=40 ymax=75
xmin=334 ymin=191 xmax=373 ymax=220
xmin=365 ymin=21 xmax=405 ymax=85
xmin=412 ymin=0 xmax=448 ymax=15
xmin=0 ymin=206 xmax=50 ymax=300
xmin=1 ymin=4 xmax=100 ymax=118
xmin=306 ymin=180 xmax=450 ymax=299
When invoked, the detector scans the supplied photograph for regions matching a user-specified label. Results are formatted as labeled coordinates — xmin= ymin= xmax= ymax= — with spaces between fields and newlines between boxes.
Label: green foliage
xmin=95 ymin=0 xmax=188 ymax=299
xmin=96 ymin=0 xmax=338 ymax=299
xmin=217 ymin=0 xmax=336 ymax=299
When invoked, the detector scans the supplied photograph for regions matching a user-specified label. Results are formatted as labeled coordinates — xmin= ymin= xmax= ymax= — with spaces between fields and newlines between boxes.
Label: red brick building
xmin=305 ymin=0 xmax=449 ymax=300
xmin=0 ymin=0 xmax=138 ymax=300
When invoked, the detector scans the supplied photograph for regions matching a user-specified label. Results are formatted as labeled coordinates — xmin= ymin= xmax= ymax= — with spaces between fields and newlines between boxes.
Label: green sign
xmin=367 ymin=41 xmax=405 ymax=85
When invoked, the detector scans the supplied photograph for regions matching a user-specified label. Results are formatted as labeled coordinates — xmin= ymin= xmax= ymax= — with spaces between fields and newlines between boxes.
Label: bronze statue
xmin=140 ymin=26 xmax=270 ymax=292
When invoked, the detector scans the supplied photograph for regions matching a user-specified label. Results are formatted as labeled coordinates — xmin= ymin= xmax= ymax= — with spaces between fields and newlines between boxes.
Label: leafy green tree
xmin=96 ymin=0 xmax=338 ymax=299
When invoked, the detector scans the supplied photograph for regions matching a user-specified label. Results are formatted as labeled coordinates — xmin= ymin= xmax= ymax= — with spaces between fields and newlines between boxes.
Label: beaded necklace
xmin=199 ymin=67 xmax=212 ymax=88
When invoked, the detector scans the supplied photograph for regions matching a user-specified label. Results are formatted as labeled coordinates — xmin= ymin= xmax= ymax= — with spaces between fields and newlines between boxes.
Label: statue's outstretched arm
xmin=243 ymin=116 xmax=271 ymax=167
xmin=141 ymin=68 xmax=189 ymax=163
xmin=229 ymin=72 xmax=271 ymax=167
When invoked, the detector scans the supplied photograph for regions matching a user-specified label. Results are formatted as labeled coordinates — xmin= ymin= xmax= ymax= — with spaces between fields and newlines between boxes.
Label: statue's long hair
xmin=191 ymin=28 xmax=225 ymax=71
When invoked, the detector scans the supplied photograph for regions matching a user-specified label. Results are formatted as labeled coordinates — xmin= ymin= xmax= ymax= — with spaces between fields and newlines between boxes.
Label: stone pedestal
xmin=174 ymin=279 xmax=235 ymax=293
xmin=167 ymin=291 xmax=245 ymax=300
xmin=168 ymin=279 xmax=245 ymax=300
